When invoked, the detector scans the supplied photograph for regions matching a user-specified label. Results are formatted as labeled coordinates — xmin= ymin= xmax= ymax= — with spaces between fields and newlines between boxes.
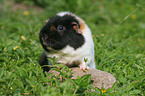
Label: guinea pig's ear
xmin=45 ymin=19 xmax=49 ymax=23
xmin=72 ymin=22 xmax=83 ymax=34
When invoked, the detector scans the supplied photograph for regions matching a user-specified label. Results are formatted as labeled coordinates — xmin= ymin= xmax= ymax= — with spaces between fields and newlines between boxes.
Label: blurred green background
xmin=0 ymin=0 xmax=145 ymax=95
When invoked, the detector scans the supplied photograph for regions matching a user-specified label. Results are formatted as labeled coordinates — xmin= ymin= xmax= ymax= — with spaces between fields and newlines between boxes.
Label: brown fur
xmin=79 ymin=20 xmax=86 ymax=31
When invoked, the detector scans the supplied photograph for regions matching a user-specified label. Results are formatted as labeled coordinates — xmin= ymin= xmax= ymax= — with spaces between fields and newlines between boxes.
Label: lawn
xmin=0 ymin=0 xmax=145 ymax=95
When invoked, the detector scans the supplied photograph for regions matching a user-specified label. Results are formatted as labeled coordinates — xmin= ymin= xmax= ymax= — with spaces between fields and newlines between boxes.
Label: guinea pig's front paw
xmin=79 ymin=62 xmax=89 ymax=70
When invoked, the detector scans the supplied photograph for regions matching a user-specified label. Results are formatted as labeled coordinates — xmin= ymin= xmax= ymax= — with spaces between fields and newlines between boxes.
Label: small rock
xmin=48 ymin=67 xmax=116 ymax=89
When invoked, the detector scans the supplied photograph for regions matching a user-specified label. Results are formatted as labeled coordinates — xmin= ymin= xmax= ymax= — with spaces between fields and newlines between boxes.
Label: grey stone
xmin=48 ymin=67 xmax=116 ymax=89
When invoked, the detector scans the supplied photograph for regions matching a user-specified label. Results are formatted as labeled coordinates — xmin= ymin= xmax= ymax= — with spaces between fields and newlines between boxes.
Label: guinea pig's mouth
xmin=41 ymin=34 xmax=48 ymax=46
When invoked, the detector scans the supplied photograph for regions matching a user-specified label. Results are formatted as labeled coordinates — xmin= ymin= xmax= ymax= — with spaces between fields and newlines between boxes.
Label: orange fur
xmin=50 ymin=26 xmax=56 ymax=31
xmin=79 ymin=20 xmax=86 ymax=31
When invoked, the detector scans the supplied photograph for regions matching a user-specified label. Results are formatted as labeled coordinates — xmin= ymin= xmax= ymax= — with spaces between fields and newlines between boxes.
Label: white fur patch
xmin=57 ymin=12 xmax=71 ymax=16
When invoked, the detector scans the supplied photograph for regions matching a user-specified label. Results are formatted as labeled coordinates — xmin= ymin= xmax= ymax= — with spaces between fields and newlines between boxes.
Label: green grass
xmin=0 ymin=0 xmax=145 ymax=95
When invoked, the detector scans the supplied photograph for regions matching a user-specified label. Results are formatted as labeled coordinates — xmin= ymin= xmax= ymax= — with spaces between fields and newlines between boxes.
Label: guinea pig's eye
xmin=58 ymin=25 xmax=65 ymax=31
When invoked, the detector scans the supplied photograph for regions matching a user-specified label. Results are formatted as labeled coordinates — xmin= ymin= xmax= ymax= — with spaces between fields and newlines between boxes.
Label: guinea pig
xmin=39 ymin=12 xmax=96 ymax=72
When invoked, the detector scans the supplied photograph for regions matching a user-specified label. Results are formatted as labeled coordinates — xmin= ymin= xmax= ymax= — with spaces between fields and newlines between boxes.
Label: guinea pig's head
xmin=39 ymin=14 xmax=85 ymax=51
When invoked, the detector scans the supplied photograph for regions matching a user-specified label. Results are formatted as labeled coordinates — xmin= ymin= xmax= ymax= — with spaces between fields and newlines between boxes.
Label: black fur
xmin=39 ymin=15 xmax=85 ymax=50
xmin=39 ymin=52 xmax=52 ymax=72
xmin=39 ymin=14 xmax=85 ymax=72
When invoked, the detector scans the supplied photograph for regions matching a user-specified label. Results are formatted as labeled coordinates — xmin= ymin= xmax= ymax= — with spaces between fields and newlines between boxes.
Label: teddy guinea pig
xmin=39 ymin=12 xmax=96 ymax=72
